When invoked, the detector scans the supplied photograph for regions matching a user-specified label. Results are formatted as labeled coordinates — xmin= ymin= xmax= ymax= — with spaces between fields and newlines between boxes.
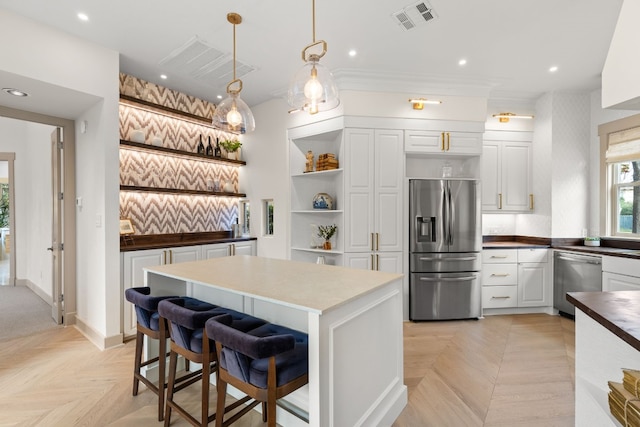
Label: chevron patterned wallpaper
xmin=119 ymin=74 xmax=241 ymax=235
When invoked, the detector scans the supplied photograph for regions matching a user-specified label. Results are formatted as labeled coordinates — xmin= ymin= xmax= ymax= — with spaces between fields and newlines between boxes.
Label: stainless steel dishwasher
xmin=553 ymin=251 xmax=602 ymax=317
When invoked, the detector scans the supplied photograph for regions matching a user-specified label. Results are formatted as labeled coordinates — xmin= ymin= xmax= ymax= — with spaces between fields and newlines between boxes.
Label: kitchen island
xmin=567 ymin=291 xmax=640 ymax=426
xmin=144 ymin=255 xmax=407 ymax=427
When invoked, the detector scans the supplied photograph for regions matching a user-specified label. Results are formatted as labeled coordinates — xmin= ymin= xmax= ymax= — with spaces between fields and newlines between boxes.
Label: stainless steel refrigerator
xmin=409 ymin=179 xmax=481 ymax=320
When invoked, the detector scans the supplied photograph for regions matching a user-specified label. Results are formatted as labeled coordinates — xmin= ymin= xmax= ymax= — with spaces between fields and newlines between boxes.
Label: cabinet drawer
xmin=482 ymin=264 xmax=518 ymax=285
xmin=482 ymin=250 xmax=517 ymax=264
xmin=517 ymin=248 xmax=548 ymax=263
xmin=483 ymin=285 xmax=517 ymax=308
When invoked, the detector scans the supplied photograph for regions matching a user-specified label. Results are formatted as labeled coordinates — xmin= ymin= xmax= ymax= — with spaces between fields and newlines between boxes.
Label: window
xmin=600 ymin=114 xmax=640 ymax=238
xmin=611 ymin=160 xmax=640 ymax=236
xmin=240 ymin=200 xmax=250 ymax=235
xmin=264 ymin=199 xmax=274 ymax=236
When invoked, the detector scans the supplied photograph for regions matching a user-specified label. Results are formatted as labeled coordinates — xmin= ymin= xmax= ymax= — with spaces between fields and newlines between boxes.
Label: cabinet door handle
xmin=491 ymin=296 xmax=511 ymax=300
xmin=498 ymin=193 xmax=503 ymax=209
xmin=376 ymin=233 xmax=380 ymax=251
xmin=490 ymin=273 xmax=510 ymax=277
xmin=376 ymin=254 xmax=380 ymax=271
xmin=169 ymin=250 xmax=173 ymax=264
xmin=490 ymin=255 xmax=508 ymax=259
xmin=371 ymin=254 xmax=375 ymax=271
xmin=163 ymin=250 xmax=167 ymax=264
xmin=441 ymin=132 xmax=445 ymax=151
xmin=529 ymin=194 xmax=534 ymax=210
xmin=446 ymin=132 xmax=450 ymax=151
xmin=371 ymin=233 xmax=375 ymax=251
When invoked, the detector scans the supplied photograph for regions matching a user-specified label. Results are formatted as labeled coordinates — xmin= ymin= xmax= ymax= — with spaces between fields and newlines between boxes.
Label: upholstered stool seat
xmin=205 ymin=314 xmax=309 ymax=427
xmin=124 ymin=287 xmax=214 ymax=421
xmin=158 ymin=298 xmax=267 ymax=427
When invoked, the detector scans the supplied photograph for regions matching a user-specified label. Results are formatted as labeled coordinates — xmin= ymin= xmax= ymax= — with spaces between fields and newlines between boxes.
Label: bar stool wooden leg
xmin=132 ymin=330 xmax=143 ymax=396
xmin=164 ymin=350 xmax=178 ymax=427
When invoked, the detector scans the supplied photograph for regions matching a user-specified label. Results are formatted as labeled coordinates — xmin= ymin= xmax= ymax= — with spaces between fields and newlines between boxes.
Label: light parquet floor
xmin=0 ymin=314 xmax=574 ymax=426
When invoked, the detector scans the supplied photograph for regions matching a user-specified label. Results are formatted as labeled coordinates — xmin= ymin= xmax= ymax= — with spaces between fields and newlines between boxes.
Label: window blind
xmin=606 ymin=126 xmax=640 ymax=163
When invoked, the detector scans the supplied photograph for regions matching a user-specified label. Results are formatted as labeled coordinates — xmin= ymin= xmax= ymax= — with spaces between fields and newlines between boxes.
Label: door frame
xmin=0 ymin=105 xmax=77 ymax=326
xmin=0 ymin=153 xmax=16 ymax=286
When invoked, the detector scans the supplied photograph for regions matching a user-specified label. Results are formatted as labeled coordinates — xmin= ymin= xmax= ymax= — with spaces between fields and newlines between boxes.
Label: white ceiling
xmin=0 ymin=0 xmax=624 ymax=112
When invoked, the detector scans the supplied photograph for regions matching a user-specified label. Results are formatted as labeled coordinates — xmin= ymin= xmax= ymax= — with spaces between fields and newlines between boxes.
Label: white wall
xmin=0 ymin=10 xmax=120 ymax=347
xmin=242 ymin=98 xmax=291 ymax=259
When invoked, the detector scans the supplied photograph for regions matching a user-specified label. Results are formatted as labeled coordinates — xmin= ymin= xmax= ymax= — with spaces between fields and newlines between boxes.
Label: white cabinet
xmin=481 ymin=248 xmax=551 ymax=312
xmin=122 ymin=246 xmax=200 ymax=337
xmin=405 ymin=130 xmax=482 ymax=155
xmin=202 ymin=240 xmax=256 ymax=258
xmin=122 ymin=241 xmax=255 ymax=337
xmin=482 ymin=132 xmax=533 ymax=212
xmin=343 ymin=251 xmax=403 ymax=273
xmin=602 ymin=255 xmax=640 ymax=291
xmin=344 ymin=129 xmax=403 ymax=273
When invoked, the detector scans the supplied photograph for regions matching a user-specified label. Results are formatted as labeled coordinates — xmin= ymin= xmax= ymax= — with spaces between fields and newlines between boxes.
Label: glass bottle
xmin=197 ymin=135 xmax=205 ymax=154
xmin=206 ymin=136 xmax=214 ymax=156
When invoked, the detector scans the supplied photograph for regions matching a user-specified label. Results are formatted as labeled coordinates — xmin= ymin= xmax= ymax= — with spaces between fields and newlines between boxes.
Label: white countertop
xmin=145 ymin=255 xmax=404 ymax=314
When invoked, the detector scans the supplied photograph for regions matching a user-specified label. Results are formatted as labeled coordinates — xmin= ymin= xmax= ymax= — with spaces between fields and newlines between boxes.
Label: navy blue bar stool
xmin=158 ymin=298 xmax=267 ymax=427
xmin=124 ymin=287 xmax=214 ymax=421
xmin=205 ymin=314 xmax=309 ymax=427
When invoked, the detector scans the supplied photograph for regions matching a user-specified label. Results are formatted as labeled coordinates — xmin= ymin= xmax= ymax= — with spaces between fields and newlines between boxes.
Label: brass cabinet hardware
xmin=376 ymin=254 xmax=380 ymax=271
xmin=163 ymin=250 xmax=167 ymax=264
xmin=169 ymin=250 xmax=173 ymax=264
xmin=441 ymin=132 xmax=445 ymax=151
xmin=446 ymin=132 xmax=450 ymax=151
xmin=370 ymin=233 xmax=375 ymax=251
xmin=376 ymin=233 xmax=380 ymax=251
xmin=498 ymin=193 xmax=503 ymax=209
xmin=371 ymin=254 xmax=375 ymax=271
xmin=529 ymin=194 xmax=534 ymax=210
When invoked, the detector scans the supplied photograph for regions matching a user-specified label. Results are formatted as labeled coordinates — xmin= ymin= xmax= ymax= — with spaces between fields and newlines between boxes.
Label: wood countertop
xmin=145 ymin=255 xmax=404 ymax=314
xmin=567 ymin=291 xmax=640 ymax=352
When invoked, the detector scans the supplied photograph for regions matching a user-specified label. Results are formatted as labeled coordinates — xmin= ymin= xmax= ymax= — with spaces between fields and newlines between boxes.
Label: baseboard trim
xmin=74 ymin=316 xmax=124 ymax=350
xmin=20 ymin=279 xmax=53 ymax=305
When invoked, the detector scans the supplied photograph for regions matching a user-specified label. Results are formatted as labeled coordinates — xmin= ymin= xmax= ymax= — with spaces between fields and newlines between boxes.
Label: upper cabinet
xmin=482 ymin=131 xmax=533 ymax=212
xmin=405 ymin=130 xmax=482 ymax=156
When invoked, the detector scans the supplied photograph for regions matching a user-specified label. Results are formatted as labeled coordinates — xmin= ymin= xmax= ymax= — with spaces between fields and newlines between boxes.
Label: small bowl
xmin=584 ymin=240 xmax=600 ymax=247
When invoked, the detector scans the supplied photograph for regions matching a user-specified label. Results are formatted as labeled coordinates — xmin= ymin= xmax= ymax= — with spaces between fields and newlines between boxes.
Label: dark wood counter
xmin=567 ymin=291 xmax=640 ymax=352
xmin=120 ymin=231 xmax=256 ymax=252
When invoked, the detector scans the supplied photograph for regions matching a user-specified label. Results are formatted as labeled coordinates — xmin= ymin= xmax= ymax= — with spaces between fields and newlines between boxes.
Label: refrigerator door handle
xmin=442 ymin=182 xmax=449 ymax=246
xmin=447 ymin=182 xmax=454 ymax=246
xmin=418 ymin=256 xmax=477 ymax=262
xmin=419 ymin=276 xmax=477 ymax=282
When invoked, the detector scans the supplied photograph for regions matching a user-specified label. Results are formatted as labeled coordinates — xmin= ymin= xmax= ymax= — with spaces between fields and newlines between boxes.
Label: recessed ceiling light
xmin=458 ymin=59 xmax=467 ymax=66
xmin=2 ymin=88 xmax=29 ymax=97
xmin=216 ymin=95 xmax=223 ymax=100
xmin=348 ymin=49 xmax=357 ymax=57
xmin=77 ymin=12 xmax=89 ymax=21
xmin=160 ymin=74 xmax=168 ymax=80
xmin=549 ymin=65 xmax=558 ymax=73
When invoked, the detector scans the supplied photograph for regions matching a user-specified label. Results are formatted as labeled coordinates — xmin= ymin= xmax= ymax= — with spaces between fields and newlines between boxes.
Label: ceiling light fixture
xmin=2 ymin=88 xmax=29 ymax=97
xmin=409 ymin=98 xmax=442 ymax=110
xmin=549 ymin=66 xmax=558 ymax=73
xmin=492 ymin=112 xmax=534 ymax=123
xmin=211 ymin=13 xmax=255 ymax=134
xmin=77 ymin=12 xmax=89 ymax=21
xmin=458 ymin=59 xmax=467 ymax=66
xmin=287 ymin=0 xmax=339 ymax=115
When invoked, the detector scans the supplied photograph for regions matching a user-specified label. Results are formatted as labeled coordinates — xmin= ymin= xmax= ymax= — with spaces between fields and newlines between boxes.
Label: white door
xmin=168 ymin=245 xmax=201 ymax=264
xmin=374 ymin=130 xmax=403 ymax=253
xmin=344 ymin=129 xmax=374 ymax=252
xmin=481 ymin=141 xmax=501 ymax=211
xmin=234 ymin=241 xmax=256 ymax=256
xmin=343 ymin=252 xmax=374 ymax=271
xmin=51 ymin=128 xmax=63 ymax=324
xmin=376 ymin=252 xmax=403 ymax=274
xmin=202 ymin=243 xmax=231 ymax=259
xmin=518 ymin=263 xmax=550 ymax=307
xmin=502 ymin=142 xmax=532 ymax=211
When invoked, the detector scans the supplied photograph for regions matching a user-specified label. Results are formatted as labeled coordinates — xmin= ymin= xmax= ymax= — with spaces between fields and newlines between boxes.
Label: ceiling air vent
xmin=159 ymin=36 xmax=255 ymax=86
xmin=392 ymin=1 xmax=438 ymax=31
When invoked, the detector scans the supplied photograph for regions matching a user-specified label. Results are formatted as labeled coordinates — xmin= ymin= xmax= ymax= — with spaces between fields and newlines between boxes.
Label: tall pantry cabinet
xmin=343 ymin=129 xmax=404 ymax=273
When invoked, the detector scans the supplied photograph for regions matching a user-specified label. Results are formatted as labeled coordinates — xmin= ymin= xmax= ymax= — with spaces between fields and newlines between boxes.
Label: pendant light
xmin=212 ymin=13 xmax=255 ymax=134
xmin=287 ymin=0 xmax=339 ymax=115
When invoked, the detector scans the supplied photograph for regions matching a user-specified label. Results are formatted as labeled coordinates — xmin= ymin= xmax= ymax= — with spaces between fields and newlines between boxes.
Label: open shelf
xmin=291 ymin=210 xmax=344 ymax=214
xmin=120 ymin=94 xmax=212 ymax=125
xmin=291 ymin=169 xmax=343 ymax=178
xmin=291 ymin=247 xmax=343 ymax=255
xmin=120 ymin=140 xmax=246 ymax=166
xmin=120 ymin=185 xmax=246 ymax=198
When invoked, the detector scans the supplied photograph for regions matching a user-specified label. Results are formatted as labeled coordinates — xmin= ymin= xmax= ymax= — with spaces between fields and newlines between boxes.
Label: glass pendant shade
xmin=212 ymin=91 xmax=255 ymax=134
xmin=288 ymin=56 xmax=339 ymax=114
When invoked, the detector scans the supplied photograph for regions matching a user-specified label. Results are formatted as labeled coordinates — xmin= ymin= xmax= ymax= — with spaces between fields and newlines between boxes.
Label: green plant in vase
xmin=317 ymin=224 xmax=337 ymax=250
xmin=219 ymin=139 xmax=242 ymax=159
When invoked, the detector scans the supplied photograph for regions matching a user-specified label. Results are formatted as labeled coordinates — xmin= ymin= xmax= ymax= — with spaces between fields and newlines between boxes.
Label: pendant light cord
xmin=312 ymin=0 xmax=316 ymax=43
xmin=233 ymin=21 xmax=237 ymax=81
